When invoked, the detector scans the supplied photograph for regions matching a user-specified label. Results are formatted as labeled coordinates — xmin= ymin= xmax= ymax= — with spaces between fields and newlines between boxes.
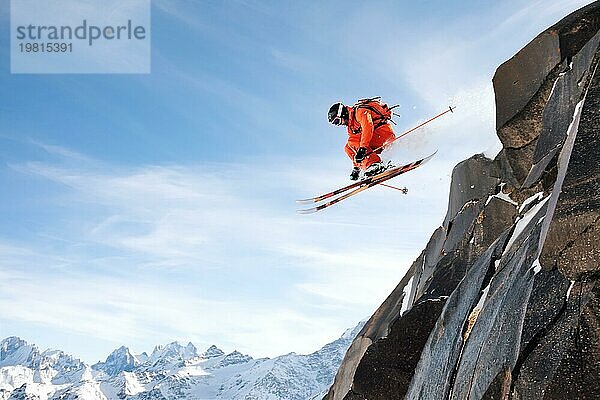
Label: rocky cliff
xmin=325 ymin=2 xmax=600 ymax=399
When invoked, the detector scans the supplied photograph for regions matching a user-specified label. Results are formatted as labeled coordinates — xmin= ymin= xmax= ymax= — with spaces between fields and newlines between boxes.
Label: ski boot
xmin=364 ymin=162 xmax=387 ymax=177
xmin=349 ymin=167 xmax=360 ymax=181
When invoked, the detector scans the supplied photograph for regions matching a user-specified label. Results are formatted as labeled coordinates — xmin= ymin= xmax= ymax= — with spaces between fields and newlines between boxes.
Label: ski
xmin=297 ymin=151 xmax=436 ymax=214
xmin=297 ymin=151 xmax=436 ymax=205
xmin=296 ymin=164 xmax=405 ymax=205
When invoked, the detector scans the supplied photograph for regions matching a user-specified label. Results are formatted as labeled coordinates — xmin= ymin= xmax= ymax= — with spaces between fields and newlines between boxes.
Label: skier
xmin=328 ymin=97 xmax=396 ymax=180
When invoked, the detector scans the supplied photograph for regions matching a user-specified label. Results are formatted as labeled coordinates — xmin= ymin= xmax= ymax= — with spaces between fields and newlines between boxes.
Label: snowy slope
xmin=0 ymin=321 xmax=364 ymax=400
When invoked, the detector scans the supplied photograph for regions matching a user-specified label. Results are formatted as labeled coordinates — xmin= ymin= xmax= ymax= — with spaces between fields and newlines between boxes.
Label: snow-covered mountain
xmin=0 ymin=321 xmax=364 ymax=400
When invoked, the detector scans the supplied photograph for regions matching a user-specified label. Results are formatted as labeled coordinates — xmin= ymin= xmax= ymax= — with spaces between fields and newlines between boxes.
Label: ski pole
xmin=380 ymin=183 xmax=408 ymax=194
xmin=371 ymin=105 xmax=455 ymax=154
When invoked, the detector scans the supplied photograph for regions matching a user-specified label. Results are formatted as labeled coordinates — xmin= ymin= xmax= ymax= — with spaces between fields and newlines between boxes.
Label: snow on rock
xmin=503 ymin=196 xmax=550 ymax=256
xmin=0 ymin=337 xmax=37 ymax=368
xmin=531 ymin=258 xmax=542 ymax=274
xmin=0 ymin=337 xmax=89 ymax=398
xmin=519 ymin=191 xmax=545 ymax=214
xmin=485 ymin=183 xmax=518 ymax=206
xmin=0 ymin=366 xmax=33 ymax=391
xmin=399 ymin=276 xmax=414 ymax=316
xmin=566 ymin=280 xmax=576 ymax=299
xmin=200 ymin=345 xmax=224 ymax=360
xmin=145 ymin=342 xmax=199 ymax=373
xmin=52 ymin=379 xmax=108 ymax=400
xmin=93 ymin=347 xmax=143 ymax=377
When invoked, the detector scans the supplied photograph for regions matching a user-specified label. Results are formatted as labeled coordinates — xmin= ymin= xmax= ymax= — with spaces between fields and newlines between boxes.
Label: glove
xmin=354 ymin=147 xmax=367 ymax=163
xmin=350 ymin=167 xmax=360 ymax=181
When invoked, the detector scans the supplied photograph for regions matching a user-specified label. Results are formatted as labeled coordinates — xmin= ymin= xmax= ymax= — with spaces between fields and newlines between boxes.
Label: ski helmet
xmin=328 ymin=102 xmax=348 ymax=125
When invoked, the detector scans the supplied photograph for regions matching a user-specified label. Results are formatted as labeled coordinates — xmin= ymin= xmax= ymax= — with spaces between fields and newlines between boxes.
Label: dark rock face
xmin=540 ymin=52 xmax=600 ymax=279
xmin=449 ymin=212 xmax=546 ymax=400
xmin=406 ymin=233 xmax=509 ymax=400
xmin=442 ymin=155 xmax=501 ymax=229
xmin=325 ymin=3 xmax=600 ymax=399
xmin=346 ymin=300 xmax=446 ymax=400
xmin=493 ymin=30 xmax=561 ymax=132
xmin=325 ymin=263 xmax=418 ymax=400
xmin=511 ymin=280 xmax=600 ymax=399
xmin=494 ymin=2 xmax=600 ymax=187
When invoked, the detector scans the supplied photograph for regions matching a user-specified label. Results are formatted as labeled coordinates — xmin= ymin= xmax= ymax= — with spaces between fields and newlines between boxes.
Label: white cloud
xmin=0 ymin=262 xmax=345 ymax=359
xmin=28 ymin=139 xmax=94 ymax=162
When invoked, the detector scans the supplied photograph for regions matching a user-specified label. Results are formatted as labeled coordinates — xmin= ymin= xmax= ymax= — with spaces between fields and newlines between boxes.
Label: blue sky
xmin=0 ymin=0 xmax=591 ymax=363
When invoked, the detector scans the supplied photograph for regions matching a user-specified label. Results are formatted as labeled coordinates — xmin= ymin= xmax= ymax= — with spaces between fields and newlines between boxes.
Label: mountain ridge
xmin=0 ymin=320 xmax=365 ymax=400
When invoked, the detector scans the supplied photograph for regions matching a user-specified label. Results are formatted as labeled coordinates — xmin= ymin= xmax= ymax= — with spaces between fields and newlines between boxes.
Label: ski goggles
xmin=329 ymin=103 xmax=344 ymax=125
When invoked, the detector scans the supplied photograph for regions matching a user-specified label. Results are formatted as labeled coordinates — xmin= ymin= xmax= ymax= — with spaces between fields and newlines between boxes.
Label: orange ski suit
xmin=344 ymin=106 xmax=396 ymax=169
